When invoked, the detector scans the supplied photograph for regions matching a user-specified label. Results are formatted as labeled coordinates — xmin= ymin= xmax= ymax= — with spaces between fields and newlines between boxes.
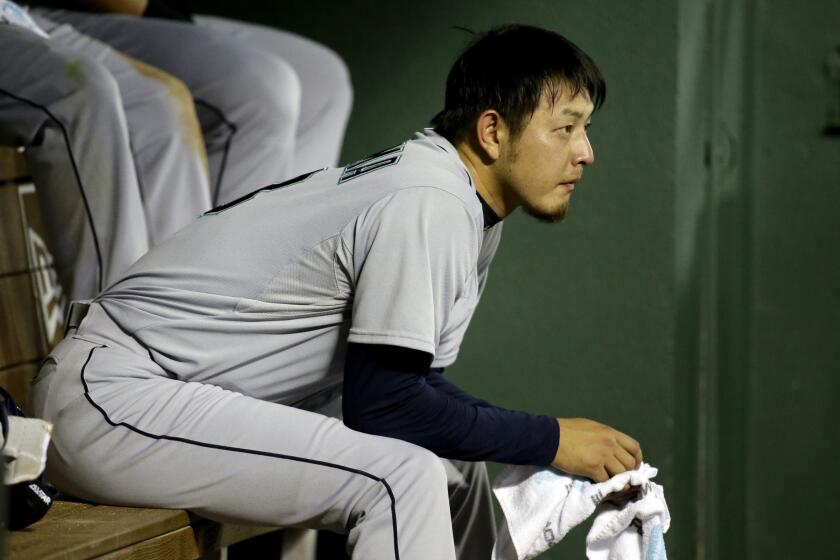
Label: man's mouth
xmin=560 ymin=176 xmax=582 ymax=191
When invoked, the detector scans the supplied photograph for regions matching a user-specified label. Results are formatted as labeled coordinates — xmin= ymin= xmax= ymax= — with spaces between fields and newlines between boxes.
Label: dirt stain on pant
xmin=63 ymin=59 xmax=85 ymax=88
xmin=123 ymin=55 xmax=210 ymax=184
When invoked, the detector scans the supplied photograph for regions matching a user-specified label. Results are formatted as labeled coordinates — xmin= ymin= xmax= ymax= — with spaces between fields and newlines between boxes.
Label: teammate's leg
xmin=443 ymin=459 xmax=497 ymax=560
xmin=0 ymin=24 xmax=148 ymax=299
xmin=100 ymin=55 xmax=211 ymax=244
xmin=30 ymin=305 xmax=456 ymax=560
xmin=31 ymin=14 xmax=212 ymax=245
xmin=193 ymin=15 xmax=353 ymax=177
xmin=34 ymin=10 xmax=302 ymax=205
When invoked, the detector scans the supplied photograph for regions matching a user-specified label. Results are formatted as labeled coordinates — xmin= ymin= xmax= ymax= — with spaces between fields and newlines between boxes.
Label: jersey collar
xmin=421 ymin=128 xmax=502 ymax=230
xmin=475 ymin=191 xmax=502 ymax=229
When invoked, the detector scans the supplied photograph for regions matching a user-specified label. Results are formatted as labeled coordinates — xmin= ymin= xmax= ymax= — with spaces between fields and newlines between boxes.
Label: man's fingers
xmin=615 ymin=431 xmax=643 ymax=467
xmin=605 ymin=457 xmax=627 ymax=479
xmin=554 ymin=419 xmax=644 ymax=482
xmin=593 ymin=466 xmax=610 ymax=483
xmin=615 ymin=446 xmax=637 ymax=471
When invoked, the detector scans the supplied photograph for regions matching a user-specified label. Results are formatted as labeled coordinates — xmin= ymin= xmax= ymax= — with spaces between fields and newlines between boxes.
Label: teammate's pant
xmin=0 ymin=18 xmax=213 ymax=299
xmin=192 ymin=15 xmax=353 ymax=180
xmin=36 ymin=10 xmax=353 ymax=206
xmin=30 ymin=304 xmax=496 ymax=560
xmin=29 ymin=14 xmax=213 ymax=248
xmin=0 ymin=23 xmax=148 ymax=299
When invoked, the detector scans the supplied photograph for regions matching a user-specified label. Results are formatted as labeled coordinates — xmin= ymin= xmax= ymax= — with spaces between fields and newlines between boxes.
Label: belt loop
xmin=64 ymin=300 xmax=92 ymax=334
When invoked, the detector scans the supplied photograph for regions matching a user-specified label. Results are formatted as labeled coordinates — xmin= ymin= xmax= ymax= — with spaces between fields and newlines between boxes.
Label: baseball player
xmin=31 ymin=25 xmax=643 ymax=559
xmin=1 ymin=1 xmax=212 ymax=300
xmin=33 ymin=1 xmax=353 ymax=205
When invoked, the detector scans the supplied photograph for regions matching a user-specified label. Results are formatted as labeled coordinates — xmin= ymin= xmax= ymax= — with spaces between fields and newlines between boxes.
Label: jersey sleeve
xmin=348 ymin=187 xmax=480 ymax=357
xmin=433 ymin=220 xmax=503 ymax=367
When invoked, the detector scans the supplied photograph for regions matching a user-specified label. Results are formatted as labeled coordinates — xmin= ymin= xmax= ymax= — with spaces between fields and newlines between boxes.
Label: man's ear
xmin=474 ymin=110 xmax=507 ymax=161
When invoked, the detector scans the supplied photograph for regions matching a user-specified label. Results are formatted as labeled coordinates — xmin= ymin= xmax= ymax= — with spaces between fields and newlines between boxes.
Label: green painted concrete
xmin=745 ymin=1 xmax=840 ymax=557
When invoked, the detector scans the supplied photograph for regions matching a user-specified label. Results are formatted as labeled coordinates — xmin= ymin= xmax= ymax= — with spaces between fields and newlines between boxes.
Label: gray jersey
xmin=96 ymin=129 xmax=502 ymax=405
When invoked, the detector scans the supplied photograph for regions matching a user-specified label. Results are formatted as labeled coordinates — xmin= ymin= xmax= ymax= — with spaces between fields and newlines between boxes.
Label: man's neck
xmin=454 ymin=140 xmax=511 ymax=219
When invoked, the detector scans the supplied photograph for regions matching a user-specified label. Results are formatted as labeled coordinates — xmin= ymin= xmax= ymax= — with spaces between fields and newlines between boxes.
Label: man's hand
xmin=551 ymin=418 xmax=643 ymax=483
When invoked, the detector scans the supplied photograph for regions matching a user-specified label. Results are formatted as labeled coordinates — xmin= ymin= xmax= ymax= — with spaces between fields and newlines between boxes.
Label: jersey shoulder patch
xmin=338 ymin=143 xmax=406 ymax=184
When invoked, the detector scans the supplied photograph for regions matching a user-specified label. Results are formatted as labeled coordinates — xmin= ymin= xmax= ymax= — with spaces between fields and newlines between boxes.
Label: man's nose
xmin=573 ymin=133 xmax=595 ymax=166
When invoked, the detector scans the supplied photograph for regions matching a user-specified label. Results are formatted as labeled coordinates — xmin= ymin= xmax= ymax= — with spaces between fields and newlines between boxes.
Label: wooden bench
xmin=0 ymin=147 xmax=316 ymax=559
xmin=7 ymin=500 xmax=319 ymax=559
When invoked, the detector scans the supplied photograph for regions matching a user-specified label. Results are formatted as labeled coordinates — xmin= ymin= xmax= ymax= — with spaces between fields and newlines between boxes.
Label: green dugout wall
xmin=202 ymin=1 xmax=840 ymax=557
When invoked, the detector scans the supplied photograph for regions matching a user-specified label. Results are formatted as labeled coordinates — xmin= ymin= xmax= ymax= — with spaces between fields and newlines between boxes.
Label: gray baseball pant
xmin=36 ymin=10 xmax=352 ymax=206
xmin=0 ymin=22 xmax=148 ymax=300
xmin=192 ymin=15 xmax=353 ymax=180
xmin=1 ymin=17 xmax=214 ymax=299
xmin=30 ymin=14 xmax=213 ymax=247
xmin=30 ymin=303 xmax=496 ymax=559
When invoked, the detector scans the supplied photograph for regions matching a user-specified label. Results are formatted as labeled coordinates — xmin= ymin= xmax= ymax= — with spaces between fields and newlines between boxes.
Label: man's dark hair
xmin=431 ymin=24 xmax=606 ymax=142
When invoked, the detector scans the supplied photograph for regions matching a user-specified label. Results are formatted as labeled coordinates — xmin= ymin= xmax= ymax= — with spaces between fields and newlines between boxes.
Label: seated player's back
xmin=92 ymin=131 xmax=483 ymax=402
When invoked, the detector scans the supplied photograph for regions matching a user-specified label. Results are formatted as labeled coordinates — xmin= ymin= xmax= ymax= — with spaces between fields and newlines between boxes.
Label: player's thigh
xmin=21 ymin=13 xmax=198 ymax=147
xmin=34 ymin=10 xmax=301 ymax=122
xmin=0 ymin=21 xmax=151 ymax=297
xmin=26 ymin=14 xmax=209 ymax=236
xmin=194 ymin=14 xmax=352 ymax=128
xmin=31 ymin=13 xmax=196 ymax=135
xmin=0 ymin=23 xmax=122 ymax=144
xmin=36 ymin=339 xmax=446 ymax=530
xmin=100 ymin=54 xmax=203 ymax=151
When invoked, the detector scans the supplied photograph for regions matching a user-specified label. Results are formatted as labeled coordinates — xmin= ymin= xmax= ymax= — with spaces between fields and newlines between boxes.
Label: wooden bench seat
xmin=7 ymin=500 xmax=290 ymax=560
xmin=0 ymin=147 xmax=315 ymax=559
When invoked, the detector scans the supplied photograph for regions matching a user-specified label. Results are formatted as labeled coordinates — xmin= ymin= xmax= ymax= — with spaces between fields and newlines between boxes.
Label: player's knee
xmin=244 ymin=55 xmax=301 ymax=139
xmin=307 ymin=43 xmax=353 ymax=114
xmin=70 ymin=58 xmax=122 ymax=115
xmin=397 ymin=446 xmax=448 ymax=494
xmin=326 ymin=55 xmax=353 ymax=114
xmin=233 ymin=53 xmax=301 ymax=134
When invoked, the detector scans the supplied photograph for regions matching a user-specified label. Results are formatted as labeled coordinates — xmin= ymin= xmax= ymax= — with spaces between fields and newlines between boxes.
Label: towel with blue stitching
xmin=492 ymin=462 xmax=670 ymax=560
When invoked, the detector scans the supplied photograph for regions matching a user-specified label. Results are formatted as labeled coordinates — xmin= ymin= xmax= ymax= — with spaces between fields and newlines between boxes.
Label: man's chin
xmin=523 ymin=200 xmax=568 ymax=224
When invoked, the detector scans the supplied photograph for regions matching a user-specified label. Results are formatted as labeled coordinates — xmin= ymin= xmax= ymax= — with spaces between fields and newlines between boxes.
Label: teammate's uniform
xmin=32 ymin=130 xmax=502 ymax=559
xmin=1 ymin=1 xmax=212 ymax=299
xmin=32 ymin=6 xmax=353 ymax=205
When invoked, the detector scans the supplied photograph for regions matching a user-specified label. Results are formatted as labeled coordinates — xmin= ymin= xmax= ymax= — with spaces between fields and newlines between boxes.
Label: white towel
xmin=491 ymin=463 xmax=669 ymax=560
xmin=0 ymin=1 xmax=51 ymax=38
xmin=1 ymin=416 xmax=53 ymax=485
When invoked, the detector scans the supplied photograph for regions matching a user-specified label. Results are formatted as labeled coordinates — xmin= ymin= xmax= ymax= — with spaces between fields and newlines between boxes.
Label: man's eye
xmin=584 ymin=122 xmax=593 ymax=131
xmin=558 ymin=125 xmax=573 ymax=134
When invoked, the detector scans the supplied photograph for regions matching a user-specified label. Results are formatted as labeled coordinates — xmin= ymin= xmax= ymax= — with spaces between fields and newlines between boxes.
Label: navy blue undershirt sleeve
xmin=342 ymin=343 xmax=559 ymax=466
xmin=426 ymin=368 xmax=491 ymax=408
